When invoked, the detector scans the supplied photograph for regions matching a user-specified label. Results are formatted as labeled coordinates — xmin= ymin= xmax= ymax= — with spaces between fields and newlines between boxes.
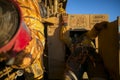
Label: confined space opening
xmin=65 ymin=30 xmax=96 ymax=61
xmin=65 ymin=30 xmax=88 ymax=61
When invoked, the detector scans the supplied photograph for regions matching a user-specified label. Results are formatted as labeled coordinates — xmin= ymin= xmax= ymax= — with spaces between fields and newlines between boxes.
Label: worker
xmin=0 ymin=0 xmax=45 ymax=80
xmin=60 ymin=13 xmax=110 ymax=80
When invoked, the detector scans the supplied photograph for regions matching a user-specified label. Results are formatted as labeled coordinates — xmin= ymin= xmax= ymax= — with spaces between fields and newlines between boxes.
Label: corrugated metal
xmin=47 ymin=25 xmax=65 ymax=79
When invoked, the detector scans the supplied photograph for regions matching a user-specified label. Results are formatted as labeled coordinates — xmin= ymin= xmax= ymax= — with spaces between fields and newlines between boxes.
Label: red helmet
xmin=0 ymin=0 xmax=31 ymax=53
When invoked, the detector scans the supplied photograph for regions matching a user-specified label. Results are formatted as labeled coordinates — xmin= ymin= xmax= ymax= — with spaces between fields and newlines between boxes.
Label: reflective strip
xmin=65 ymin=70 xmax=78 ymax=80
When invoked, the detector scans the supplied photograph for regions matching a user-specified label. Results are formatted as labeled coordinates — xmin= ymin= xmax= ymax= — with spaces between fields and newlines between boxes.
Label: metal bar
xmin=54 ymin=0 xmax=58 ymax=15
xmin=118 ymin=16 xmax=120 ymax=77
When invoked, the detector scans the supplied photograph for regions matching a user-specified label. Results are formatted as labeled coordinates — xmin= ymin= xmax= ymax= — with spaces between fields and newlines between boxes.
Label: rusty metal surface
xmin=68 ymin=14 xmax=108 ymax=30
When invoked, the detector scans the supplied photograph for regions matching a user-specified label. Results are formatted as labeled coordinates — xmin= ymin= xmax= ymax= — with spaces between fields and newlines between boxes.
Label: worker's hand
xmin=42 ymin=17 xmax=59 ymax=24
xmin=94 ymin=21 xmax=109 ymax=31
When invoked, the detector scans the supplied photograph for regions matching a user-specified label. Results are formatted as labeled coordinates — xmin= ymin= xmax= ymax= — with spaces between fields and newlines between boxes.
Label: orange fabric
xmin=13 ymin=0 xmax=45 ymax=79
xmin=15 ymin=0 xmax=45 ymax=46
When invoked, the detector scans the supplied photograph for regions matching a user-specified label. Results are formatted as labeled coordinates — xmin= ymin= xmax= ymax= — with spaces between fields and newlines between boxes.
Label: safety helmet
xmin=0 ymin=0 xmax=31 ymax=53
